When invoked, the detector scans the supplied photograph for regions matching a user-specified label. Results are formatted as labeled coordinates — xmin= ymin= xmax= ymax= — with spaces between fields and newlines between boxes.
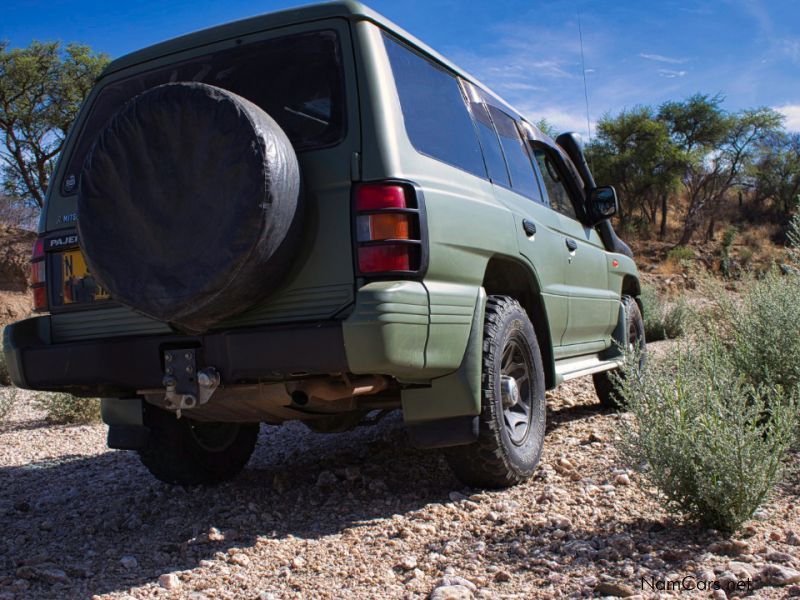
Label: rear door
xmin=463 ymin=84 xmax=569 ymax=348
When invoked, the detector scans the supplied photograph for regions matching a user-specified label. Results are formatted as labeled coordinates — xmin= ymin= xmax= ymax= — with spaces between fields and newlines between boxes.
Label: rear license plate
xmin=53 ymin=249 xmax=110 ymax=306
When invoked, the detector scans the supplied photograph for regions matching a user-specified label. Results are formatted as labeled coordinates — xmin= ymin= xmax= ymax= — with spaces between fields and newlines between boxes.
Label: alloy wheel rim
xmin=500 ymin=337 xmax=534 ymax=446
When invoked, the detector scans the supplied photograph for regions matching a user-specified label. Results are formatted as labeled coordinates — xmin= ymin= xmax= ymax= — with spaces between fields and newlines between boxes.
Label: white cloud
xmin=658 ymin=68 xmax=688 ymax=78
xmin=523 ymin=105 xmax=594 ymax=137
xmin=639 ymin=52 xmax=688 ymax=64
xmin=776 ymin=104 xmax=800 ymax=131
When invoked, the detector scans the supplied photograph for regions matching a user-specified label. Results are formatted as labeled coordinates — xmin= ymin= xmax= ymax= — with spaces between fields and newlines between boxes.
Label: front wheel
xmin=593 ymin=295 xmax=646 ymax=409
xmin=445 ymin=296 xmax=546 ymax=488
xmin=137 ymin=404 xmax=259 ymax=485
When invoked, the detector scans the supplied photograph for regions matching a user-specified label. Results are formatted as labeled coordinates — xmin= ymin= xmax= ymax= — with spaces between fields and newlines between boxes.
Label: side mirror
xmin=589 ymin=186 xmax=618 ymax=224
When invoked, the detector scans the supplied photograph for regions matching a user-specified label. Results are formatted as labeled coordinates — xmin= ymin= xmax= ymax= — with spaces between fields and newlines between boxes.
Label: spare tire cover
xmin=78 ymin=82 xmax=302 ymax=334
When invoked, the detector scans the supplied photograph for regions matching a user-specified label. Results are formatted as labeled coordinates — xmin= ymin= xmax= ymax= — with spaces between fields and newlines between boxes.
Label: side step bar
xmin=554 ymin=355 xmax=622 ymax=385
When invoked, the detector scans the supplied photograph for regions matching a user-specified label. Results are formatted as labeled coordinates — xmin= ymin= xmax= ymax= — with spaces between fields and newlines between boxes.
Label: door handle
xmin=565 ymin=238 xmax=578 ymax=252
xmin=522 ymin=219 xmax=537 ymax=237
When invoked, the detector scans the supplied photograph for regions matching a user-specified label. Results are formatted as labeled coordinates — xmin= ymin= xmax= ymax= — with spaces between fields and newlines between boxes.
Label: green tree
xmin=0 ymin=41 xmax=109 ymax=211
xmin=587 ymin=106 xmax=683 ymax=236
xmin=533 ymin=118 xmax=558 ymax=139
xmin=658 ymin=94 xmax=783 ymax=243
xmin=750 ymin=132 xmax=800 ymax=218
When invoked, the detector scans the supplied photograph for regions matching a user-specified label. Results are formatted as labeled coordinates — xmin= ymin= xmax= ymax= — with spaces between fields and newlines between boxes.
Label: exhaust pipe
xmin=286 ymin=375 xmax=389 ymax=403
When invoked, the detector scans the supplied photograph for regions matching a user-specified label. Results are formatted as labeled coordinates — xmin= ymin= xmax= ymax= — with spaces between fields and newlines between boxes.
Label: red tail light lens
xmin=356 ymin=185 xmax=407 ymax=211
xmin=31 ymin=237 xmax=48 ymax=312
xmin=353 ymin=182 xmax=424 ymax=276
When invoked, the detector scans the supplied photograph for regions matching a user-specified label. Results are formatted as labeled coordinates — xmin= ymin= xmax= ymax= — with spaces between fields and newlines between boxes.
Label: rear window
xmin=62 ymin=30 xmax=346 ymax=194
xmin=383 ymin=34 xmax=486 ymax=179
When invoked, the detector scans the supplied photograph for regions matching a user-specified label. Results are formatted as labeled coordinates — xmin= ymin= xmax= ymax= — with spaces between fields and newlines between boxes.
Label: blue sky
xmin=4 ymin=0 xmax=799 ymax=135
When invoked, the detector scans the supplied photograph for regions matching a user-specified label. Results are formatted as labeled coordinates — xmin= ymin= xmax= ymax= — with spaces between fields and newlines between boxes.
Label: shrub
xmin=640 ymin=285 xmax=688 ymax=342
xmin=0 ymin=387 xmax=16 ymax=423
xmin=33 ymin=392 xmax=101 ymax=424
xmin=666 ymin=245 xmax=694 ymax=265
xmin=616 ymin=340 xmax=797 ymax=533
xmin=722 ymin=269 xmax=800 ymax=392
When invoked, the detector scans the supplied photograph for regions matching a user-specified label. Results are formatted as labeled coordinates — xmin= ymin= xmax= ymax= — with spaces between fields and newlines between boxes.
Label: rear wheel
xmin=445 ymin=296 xmax=546 ymax=488
xmin=593 ymin=295 xmax=646 ymax=409
xmin=137 ymin=404 xmax=259 ymax=485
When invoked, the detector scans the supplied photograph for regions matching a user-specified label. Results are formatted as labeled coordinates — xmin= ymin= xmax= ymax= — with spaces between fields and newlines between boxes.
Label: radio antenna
xmin=577 ymin=11 xmax=592 ymax=141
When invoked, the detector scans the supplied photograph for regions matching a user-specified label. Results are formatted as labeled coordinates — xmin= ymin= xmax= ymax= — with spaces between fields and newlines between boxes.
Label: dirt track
xmin=1 ymin=346 xmax=799 ymax=599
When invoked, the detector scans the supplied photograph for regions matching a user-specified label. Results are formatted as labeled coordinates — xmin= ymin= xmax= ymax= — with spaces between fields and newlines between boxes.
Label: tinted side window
xmin=489 ymin=108 xmax=542 ymax=201
xmin=468 ymin=100 xmax=510 ymax=187
xmin=383 ymin=35 xmax=486 ymax=178
xmin=534 ymin=149 xmax=577 ymax=220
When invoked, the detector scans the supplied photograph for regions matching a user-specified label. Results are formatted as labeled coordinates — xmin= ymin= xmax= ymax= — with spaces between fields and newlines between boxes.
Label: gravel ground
xmin=1 ymin=340 xmax=799 ymax=599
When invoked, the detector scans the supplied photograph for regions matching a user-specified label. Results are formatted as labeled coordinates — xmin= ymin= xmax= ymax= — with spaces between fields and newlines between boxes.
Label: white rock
xmin=229 ymin=553 xmax=251 ymax=567
xmin=614 ymin=473 xmax=632 ymax=486
xmin=761 ymin=564 xmax=800 ymax=586
xmin=437 ymin=576 xmax=477 ymax=592
xmin=399 ymin=555 xmax=417 ymax=570
xmin=430 ymin=585 xmax=473 ymax=600
xmin=291 ymin=556 xmax=306 ymax=570
xmin=159 ymin=573 xmax=181 ymax=590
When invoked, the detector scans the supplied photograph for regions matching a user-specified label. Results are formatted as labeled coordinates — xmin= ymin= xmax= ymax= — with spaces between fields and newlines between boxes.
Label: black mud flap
xmin=407 ymin=415 xmax=479 ymax=449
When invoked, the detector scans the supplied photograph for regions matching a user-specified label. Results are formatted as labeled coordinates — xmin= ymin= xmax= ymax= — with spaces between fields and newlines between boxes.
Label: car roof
xmin=102 ymin=1 xmax=538 ymax=130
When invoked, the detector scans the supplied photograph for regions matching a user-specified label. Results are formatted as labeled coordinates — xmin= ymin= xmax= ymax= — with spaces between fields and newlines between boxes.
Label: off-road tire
xmin=137 ymin=404 xmax=259 ymax=485
xmin=593 ymin=295 xmax=646 ymax=409
xmin=445 ymin=296 xmax=546 ymax=488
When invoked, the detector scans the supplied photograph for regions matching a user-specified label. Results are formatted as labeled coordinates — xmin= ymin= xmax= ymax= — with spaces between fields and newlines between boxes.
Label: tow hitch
xmin=161 ymin=349 xmax=220 ymax=417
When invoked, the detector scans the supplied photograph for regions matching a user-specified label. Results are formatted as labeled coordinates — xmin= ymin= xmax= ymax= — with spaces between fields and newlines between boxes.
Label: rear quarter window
xmin=62 ymin=30 xmax=347 ymax=194
xmin=383 ymin=34 xmax=486 ymax=179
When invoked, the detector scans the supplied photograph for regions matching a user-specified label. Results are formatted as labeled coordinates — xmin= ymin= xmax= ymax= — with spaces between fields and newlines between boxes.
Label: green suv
xmin=3 ymin=1 xmax=644 ymax=488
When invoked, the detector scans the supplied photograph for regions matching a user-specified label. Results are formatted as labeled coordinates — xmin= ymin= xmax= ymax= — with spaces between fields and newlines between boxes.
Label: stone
xmin=437 ymin=576 xmax=477 ymax=592
xmin=316 ymin=470 xmax=338 ymax=488
xmin=493 ymin=570 xmax=511 ymax=582
xmin=787 ymin=531 xmax=800 ymax=546
xmin=229 ymin=553 xmax=251 ymax=567
xmin=766 ymin=551 xmax=796 ymax=564
xmin=728 ymin=561 xmax=757 ymax=579
xmin=37 ymin=568 xmax=68 ymax=584
xmin=709 ymin=539 xmax=749 ymax=556
xmin=429 ymin=585 xmax=473 ymax=600
xmin=119 ymin=556 xmax=138 ymax=570
xmin=207 ymin=527 xmax=225 ymax=542
xmin=614 ymin=473 xmax=631 ymax=486
xmin=761 ymin=564 xmax=800 ymax=586
xmin=595 ymin=581 xmax=635 ymax=597
xmin=159 ymin=573 xmax=181 ymax=590
xmin=399 ymin=556 xmax=417 ymax=570
xmin=449 ymin=491 xmax=468 ymax=502
xmin=787 ymin=585 xmax=800 ymax=597
xmin=291 ymin=556 xmax=306 ymax=570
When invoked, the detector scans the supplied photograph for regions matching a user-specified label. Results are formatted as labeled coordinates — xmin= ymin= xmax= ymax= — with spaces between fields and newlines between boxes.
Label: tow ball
xmin=161 ymin=348 xmax=220 ymax=418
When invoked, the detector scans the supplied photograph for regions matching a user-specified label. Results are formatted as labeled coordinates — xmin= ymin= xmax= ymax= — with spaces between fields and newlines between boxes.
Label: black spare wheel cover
xmin=78 ymin=82 xmax=302 ymax=334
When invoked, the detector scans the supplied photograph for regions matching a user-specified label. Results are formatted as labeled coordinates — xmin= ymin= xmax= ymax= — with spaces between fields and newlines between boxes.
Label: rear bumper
xmin=3 ymin=316 xmax=348 ymax=396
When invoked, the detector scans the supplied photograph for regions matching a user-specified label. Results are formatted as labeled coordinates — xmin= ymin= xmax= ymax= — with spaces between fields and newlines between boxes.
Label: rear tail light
xmin=353 ymin=182 xmax=426 ymax=276
xmin=31 ymin=237 xmax=48 ymax=312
